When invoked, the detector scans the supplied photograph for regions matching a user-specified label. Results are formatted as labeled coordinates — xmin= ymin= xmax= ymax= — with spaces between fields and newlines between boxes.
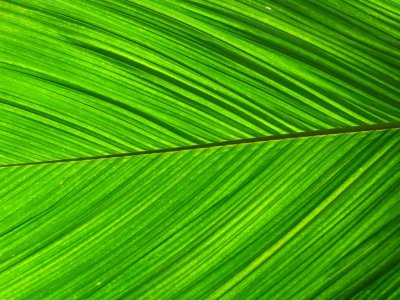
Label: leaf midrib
xmin=2 ymin=122 xmax=399 ymax=168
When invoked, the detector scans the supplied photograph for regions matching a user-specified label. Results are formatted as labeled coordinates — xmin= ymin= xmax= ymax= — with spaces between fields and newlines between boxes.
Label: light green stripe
xmin=1 ymin=0 xmax=399 ymax=163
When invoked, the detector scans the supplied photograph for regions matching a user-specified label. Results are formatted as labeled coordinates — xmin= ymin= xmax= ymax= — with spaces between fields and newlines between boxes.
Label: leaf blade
xmin=0 ymin=129 xmax=399 ymax=298
xmin=1 ymin=0 xmax=399 ymax=163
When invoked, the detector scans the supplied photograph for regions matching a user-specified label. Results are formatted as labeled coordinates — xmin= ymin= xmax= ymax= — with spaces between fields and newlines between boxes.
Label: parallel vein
xmin=0 ymin=129 xmax=399 ymax=299
xmin=0 ymin=122 xmax=399 ymax=168
xmin=1 ymin=0 xmax=400 ymax=164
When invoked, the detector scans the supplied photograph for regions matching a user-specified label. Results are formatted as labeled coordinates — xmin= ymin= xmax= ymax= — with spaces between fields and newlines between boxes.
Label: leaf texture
xmin=1 ymin=0 xmax=400 ymax=163
xmin=0 ymin=130 xmax=399 ymax=299
xmin=1 ymin=0 xmax=400 ymax=299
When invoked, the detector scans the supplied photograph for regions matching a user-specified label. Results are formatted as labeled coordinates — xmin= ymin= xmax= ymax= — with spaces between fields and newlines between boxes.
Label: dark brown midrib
xmin=1 ymin=122 xmax=399 ymax=168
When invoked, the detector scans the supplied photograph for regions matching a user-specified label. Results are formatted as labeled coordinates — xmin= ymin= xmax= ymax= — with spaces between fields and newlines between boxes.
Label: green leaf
xmin=1 ymin=0 xmax=400 ymax=163
xmin=0 ymin=0 xmax=399 ymax=299
xmin=1 ymin=130 xmax=399 ymax=299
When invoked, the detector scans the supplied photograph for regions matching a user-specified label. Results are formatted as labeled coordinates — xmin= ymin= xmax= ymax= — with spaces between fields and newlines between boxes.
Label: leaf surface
xmin=0 ymin=130 xmax=399 ymax=299
xmin=0 ymin=0 xmax=400 ymax=299
xmin=1 ymin=0 xmax=399 ymax=163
